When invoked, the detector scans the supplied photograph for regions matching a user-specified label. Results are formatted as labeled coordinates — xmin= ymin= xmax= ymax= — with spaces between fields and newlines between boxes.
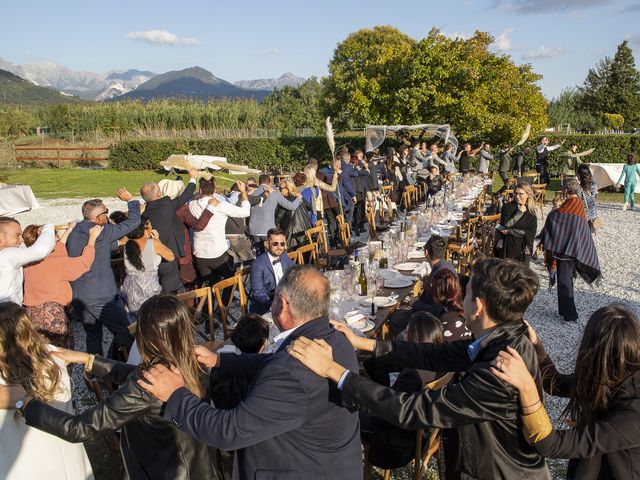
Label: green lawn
xmin=0 ymin=168 xmax=245 ymax=199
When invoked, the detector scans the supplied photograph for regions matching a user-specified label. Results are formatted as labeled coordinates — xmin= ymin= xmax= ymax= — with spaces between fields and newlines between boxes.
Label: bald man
xmin=141 ymin=169 xmax=198 ymax=293
xmin=139 ymin=265 xmax=362 ymax=480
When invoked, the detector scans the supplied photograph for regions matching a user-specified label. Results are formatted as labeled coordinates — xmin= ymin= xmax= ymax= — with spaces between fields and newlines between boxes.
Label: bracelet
xmin=84 ymin=354 xmax=96 ymax=374
xmin=521 ymin=399 xmax=541 ymax=409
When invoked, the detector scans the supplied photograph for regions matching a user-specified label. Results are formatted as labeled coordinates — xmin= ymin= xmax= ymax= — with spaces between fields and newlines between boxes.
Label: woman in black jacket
xmin=493 ymin=304 xmax=640 ymax=480
xmin=277 ymin=176 xmax=313 ymax=249
xmin=21 ymin=295 xmax=218 ymax=480
xmin=494 ymin=183 xmax=537 ymax=266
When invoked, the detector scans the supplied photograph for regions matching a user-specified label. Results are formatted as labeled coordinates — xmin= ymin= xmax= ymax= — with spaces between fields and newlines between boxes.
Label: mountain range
xmin=0 ymin=57 xmax=306 ymax=101
xmin=0 ymin=69 xmax=83 ymax=105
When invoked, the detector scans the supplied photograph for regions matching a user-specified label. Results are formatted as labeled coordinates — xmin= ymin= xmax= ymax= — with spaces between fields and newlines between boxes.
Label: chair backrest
xmin=366 ymin=207 xmax=377 ymax=234
xmin=381 ymin=185 xmax=393 ymax=195
xmin=336 ymin=215 xmax=351 ymax=247
xmin=177 ymin=287 xmax=214 ymax=339
xmin=211 ymin=275 xmax=248 ymax=339
xmin=295 ymin=242 xmax=318 ymax=265
xmin=305 ymin=225 xmax=328 ymax=256
xmin=287 ymin=250 xmax=300 ymax=263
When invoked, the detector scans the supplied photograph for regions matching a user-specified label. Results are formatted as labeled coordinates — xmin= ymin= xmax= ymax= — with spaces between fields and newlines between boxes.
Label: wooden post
xmin=56 ymin=143 xmax=60 ymax=168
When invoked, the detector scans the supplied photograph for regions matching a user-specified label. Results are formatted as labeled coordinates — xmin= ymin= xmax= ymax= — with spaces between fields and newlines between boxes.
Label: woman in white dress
xmin=0 ymin=302 xmax=94 ymax=480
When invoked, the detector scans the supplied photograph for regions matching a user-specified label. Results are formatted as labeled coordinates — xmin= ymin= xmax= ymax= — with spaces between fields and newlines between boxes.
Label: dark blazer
xmin=339 ymin=161 xmax=357 ymax=208
xmin=341 ymin=320 xmax=549 ymax=480
xmin=24 ymin=357 xmax=217 ymax=480
xmin=249 ymin=251 xmax=295 ymax=314
xmin=67 ymin=200 xmax=141 ymax=301
xmin=534 ymin=360 xmax=640 ymax=480
xmin=144 ymin=180 xmax=196 ymax=258
xmin=164 ymin=317 xmax=363 ymax=480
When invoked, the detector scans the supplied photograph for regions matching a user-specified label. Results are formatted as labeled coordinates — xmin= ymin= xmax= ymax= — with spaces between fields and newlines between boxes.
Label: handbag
xmin=591 ymin=217 xmax=603 ymax=230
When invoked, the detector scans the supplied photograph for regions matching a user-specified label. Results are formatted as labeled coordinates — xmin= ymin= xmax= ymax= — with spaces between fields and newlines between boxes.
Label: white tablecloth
xmin=590 ymin=163 xmax=640 ymax=193
xmin=0 ymin=184 xmax=41 ymax=216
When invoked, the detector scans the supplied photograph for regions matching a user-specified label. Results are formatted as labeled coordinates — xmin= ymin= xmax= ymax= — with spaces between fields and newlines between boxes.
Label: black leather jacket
xmin=24 ymin=357 xmax=217 ymax=480
xmin=341 ymin=321 xmax=550 ymax=480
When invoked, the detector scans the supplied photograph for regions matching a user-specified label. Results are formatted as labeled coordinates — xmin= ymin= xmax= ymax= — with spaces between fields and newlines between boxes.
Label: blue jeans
xmin=72 ymin=295 xmax=133 ymax=357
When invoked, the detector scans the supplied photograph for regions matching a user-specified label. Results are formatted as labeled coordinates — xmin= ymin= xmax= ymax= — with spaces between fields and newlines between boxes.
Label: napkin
xmin=412 ymin=261 xmax=432 ymax=277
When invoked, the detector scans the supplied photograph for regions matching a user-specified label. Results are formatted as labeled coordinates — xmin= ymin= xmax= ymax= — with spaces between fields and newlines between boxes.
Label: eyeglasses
xmin=269 ymin=242 xmax=286 ymax=247
xmin=95 ymin=209 xmax=109 ymax=218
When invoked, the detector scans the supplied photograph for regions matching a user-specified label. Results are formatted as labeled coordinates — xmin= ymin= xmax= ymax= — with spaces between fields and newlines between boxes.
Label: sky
xmin=1 ymin=0 xmax=639 ymax=99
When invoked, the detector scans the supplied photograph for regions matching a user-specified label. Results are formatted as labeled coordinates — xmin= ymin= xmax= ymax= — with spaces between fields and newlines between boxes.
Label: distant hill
xmin=234 ymin=72 xmax=306 ymax=90
xmin=115 ymin=66 xmax=271 ymax=102
xmin=0 ymin=69 xmax=83 ymax=105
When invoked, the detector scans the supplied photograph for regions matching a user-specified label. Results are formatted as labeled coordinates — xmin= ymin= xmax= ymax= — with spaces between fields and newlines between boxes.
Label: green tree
xmin=262 ymin=78 xmax=324 ymax=134
xmin=0 ymin=106 xmax=35 ymax=138
xmin=580 ymin=41 xmax=640 ymax=128
xmin=603 ymin=112 xmax=625 ymax=130
xmin=322 ymin=26 xmax=547 ymax=144
xmin=547 ymin=88 xmax=602 ymax=131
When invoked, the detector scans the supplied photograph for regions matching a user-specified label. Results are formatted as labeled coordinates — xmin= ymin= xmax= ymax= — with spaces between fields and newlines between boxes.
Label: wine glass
xmin=344 ymin=273 xmax=355 ymax=301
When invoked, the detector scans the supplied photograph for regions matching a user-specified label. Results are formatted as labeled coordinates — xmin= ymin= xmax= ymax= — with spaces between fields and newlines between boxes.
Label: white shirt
xmin=267 ymin=252 xmax=284 ymax=284
xmin=537 ymin=143 xmax=562 ymax=153
xmin=189 ymin=195 xmax=250 ymax=259
xmin=272 ymin=324 xmax=301 ymax=351
xmin=0 ymin=224 xmax=55 ymax=304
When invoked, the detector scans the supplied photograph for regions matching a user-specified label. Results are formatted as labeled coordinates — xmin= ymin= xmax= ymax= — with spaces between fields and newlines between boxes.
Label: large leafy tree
xmin=547 ymin=88 xmax=602 ymax=131
xmin=262 ymin=78 xmax=324 ymax=134
xmin=322 ymin=26 xmax=547 ymax=144
xmin=580 ymin=41 xmax=640 ymax=127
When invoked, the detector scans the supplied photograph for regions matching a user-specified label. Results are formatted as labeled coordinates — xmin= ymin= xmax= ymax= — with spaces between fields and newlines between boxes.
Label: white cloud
xmin=263 ymin=48 xmax=279 ymax=55
xmin=522 ymin=45 xmax=564 ymax=60
xmin=443 ymin=31 xmax=471 ymax=41
xmin=490 ymin=28 xmax=514 ymax=52
xmin=127 ymin=30 xmax=201 ymax=46
xmin=494 ymin=0 xmax=612 ymax=13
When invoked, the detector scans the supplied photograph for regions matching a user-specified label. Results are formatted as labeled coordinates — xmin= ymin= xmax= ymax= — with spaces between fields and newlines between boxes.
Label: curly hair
xmin=0 ymin=302 xmax=62 ymax=403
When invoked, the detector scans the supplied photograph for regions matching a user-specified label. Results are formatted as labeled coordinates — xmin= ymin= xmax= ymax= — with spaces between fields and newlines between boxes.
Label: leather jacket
xmin=24 ymin=357 xmax=217 ymax=480
xmin=341 ymin=320 xmax=551 ymax=480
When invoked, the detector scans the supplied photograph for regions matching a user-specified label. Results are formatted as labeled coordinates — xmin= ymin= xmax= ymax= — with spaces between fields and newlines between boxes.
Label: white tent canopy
xmin=364 ymin=124 xmax=459 ymax=154
xmin=161 ymin=154 xmax=261 ymax=175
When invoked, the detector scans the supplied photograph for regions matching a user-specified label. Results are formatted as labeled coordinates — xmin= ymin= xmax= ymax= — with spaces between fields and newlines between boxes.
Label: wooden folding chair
xmin=287 ymin=250 xmax=300 ymax=263
xmin=479 ymin=213 xmax=501 ymax=257
xmin=532 ymin=183 xmax=547 ymax=218
xmin=295 ymin=242 xmax=318 ymax=265
xmin=83 ymin=372 xmax=123 ymax=480
xmin=336 ymin=215 xmax=352 ymax=248
xmin=177 ymin=287 xmax=215 ymax=340
xmin=305 ymin=225 xmax=329 ymax=256
xmin=211 ymin=275 xmax=248 ymax=339
xmin=366 ymin=207 xmax=377 ymax=236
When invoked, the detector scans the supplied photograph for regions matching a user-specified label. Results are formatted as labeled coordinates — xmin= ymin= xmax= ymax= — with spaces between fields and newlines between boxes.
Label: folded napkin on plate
xmin=412 ymin=261 xmax=432 ymax=277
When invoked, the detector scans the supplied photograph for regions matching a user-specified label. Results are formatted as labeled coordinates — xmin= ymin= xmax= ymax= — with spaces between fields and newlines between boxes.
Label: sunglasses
xmin=269 ymin=242 xmax=286 ymax=247
xmin=96 ymin=209 xmax=109 ymax=218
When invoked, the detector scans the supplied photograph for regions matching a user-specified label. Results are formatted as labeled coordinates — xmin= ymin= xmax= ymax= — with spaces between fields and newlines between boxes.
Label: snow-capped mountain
xmin=0 ymin=58 xmax=156 ymax=100
xmin=234 ymin=72 xmax=306 ymax=90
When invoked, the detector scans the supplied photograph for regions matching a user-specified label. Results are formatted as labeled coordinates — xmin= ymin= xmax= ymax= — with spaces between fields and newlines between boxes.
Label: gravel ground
xmin=13 ymin=199 xmax=640 ymax=479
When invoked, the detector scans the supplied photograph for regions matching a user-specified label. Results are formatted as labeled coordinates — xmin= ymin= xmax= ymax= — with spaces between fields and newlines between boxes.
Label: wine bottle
xmin=358 ymin=266 xmax=368 ymax=296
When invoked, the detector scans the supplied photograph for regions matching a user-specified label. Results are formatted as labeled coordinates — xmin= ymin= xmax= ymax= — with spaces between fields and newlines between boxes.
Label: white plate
xmin=360 ymin=296 xmax=397 ymax=308
xmin=384 ymin=277 xmax=415 ymax=288
xmin=351 ymin=319 xmax=375 ymax=332
xmin=395 ymin=262 xmax=420 ymax=271
xmin=407 ymin=251 xmax=426 ymax=260
xmin=413 ymin=241 xmax=426 ymax=248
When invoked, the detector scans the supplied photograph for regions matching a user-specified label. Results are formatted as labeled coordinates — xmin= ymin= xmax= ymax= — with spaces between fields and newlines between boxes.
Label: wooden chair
xmin=305 ymin=225 xmax=329 ymax=256
xmin=366 ymin=207 xmax=377 ymax=236
xmin=211 ymin=274 xmax=248 ymax=339
xmin=447 ymin=216 xmax=479 ymax=255
xmin=336 ymin=215 xmax=352 ymax=248
xmin=402 ymin=190 xmax=413 ymax=210
xmin=83 ymin=372 xmax=124 ymax=480
xmin=448 ymin=243 xmax=475 ymax=275
xmin=479 ymin=213 xmax=501 ymax=257
xmin=532 ymin=183 xmax=547 ymax=218
xmin=366 ymin=373 xmax=454 ymax=480
xmin=177 ymin=287 xmax=214 ymax=340
xmin=295 ymin=242 xmax=318 ymax=265
xmin=287 ymin=251 xmax=300 ymax=263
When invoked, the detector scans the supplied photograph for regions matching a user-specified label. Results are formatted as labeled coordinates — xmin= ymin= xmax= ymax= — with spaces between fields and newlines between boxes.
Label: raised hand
xmin=188 ymin=169 xmax=199 ymax=179
xmin=194 ymin=345 xmax=218 ymax=368
xmin=117 ymin=187 xmax=133 ymax=202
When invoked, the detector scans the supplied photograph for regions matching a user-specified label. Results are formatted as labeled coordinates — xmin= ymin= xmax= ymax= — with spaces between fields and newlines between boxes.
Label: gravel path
xmin=13 ymin=198 xmax=640 ymax=479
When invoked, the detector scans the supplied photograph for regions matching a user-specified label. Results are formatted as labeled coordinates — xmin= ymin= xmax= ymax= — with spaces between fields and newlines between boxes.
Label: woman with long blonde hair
xmin=19 ymin=295 xmax=217 ymax=480
xmin=0 ymin=302 xmax=94 ymax=479
xmin=494 ymin=182 xmax=538 ymax=266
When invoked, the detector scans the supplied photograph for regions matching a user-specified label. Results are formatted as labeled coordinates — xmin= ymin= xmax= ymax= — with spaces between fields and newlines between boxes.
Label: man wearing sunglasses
xmin=249 ymin=228 xmax=294 ymax=315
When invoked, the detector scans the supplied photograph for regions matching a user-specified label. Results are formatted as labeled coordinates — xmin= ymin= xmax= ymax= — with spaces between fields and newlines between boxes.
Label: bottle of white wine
xmin=358 ymin=265 xmax=368 ymax=296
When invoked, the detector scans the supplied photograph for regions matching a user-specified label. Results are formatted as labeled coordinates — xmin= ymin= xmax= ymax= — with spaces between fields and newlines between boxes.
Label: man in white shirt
xmin=188 ymin=179 xmax=250 ymax=287
xmin=0 ymin=218 xmax=55 ymax=304
xmin=536 ymin=137 xmax=565 ymax=184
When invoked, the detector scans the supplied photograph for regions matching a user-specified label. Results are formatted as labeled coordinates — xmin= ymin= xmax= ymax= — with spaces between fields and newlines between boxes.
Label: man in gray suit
xmin=249 ymin=174 xmax=303 ymax=253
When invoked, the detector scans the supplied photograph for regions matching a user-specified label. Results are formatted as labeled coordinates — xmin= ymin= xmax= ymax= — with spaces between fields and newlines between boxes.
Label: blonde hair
xmin=0 ymin=303 xmax=62 ymax=403
xmin=514 ymin=183 xmax=537 ymax=214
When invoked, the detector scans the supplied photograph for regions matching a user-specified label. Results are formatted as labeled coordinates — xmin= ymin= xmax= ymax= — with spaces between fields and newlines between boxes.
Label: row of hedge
xmin=108 ymin=134 xmax=640 ymax=174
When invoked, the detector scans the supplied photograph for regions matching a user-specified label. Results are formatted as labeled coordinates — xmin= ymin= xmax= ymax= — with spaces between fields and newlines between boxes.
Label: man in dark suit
xmin=141 ymin=169 xmax=198 ymax=293
xmin=249 ymin=228 xmax=295 ymax=315
xmin=138 ymin=265 xmax=363 ymax=480
xmin=67 ymin=188 xmax=140 ymax=356
xmin=338 ymin=150 xmax=358 ymax=225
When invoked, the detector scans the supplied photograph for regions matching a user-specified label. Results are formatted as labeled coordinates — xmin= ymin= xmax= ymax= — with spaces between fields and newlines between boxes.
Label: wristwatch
xmin=15 ymin=395 xmax=34 ymax=416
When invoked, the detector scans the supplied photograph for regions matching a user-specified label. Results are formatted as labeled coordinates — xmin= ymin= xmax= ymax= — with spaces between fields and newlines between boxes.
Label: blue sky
xmin=2 ymin=0 xmax=639 ymax=98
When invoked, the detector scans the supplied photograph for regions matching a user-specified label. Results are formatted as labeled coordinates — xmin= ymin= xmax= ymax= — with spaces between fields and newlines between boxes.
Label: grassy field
xmin=0 ymin=168 xmax=246 ymax=199
xmin=0 ymin=167 xmax=627 ymax=203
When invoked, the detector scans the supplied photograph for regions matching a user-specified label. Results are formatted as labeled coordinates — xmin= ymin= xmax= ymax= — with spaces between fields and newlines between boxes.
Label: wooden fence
xmin=14 ymin=146 xmax=109 ymax=167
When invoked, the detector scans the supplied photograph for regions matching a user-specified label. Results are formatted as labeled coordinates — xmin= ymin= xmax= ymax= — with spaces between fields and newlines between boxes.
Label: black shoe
xmin=562 ymin=316 xmax=578 ymax=322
